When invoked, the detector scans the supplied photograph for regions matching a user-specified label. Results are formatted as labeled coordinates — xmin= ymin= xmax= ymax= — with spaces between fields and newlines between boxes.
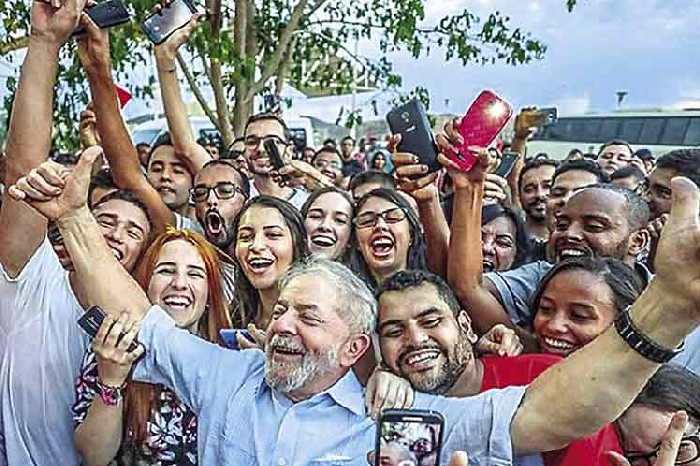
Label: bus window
xmin=599 ymin=119 xmax=620 ymax=141
xmin=660 ymin=118 xmax=690 ymax=145
xmin=685 ymin=118 xmax=700 ymax=145
xmin=581 ymin=119 xmax=601 ymax=143
xmin=639 ymin=118 xmax=665 ymax=144
xmin=620 ymin=118 xmax=644 ymax=144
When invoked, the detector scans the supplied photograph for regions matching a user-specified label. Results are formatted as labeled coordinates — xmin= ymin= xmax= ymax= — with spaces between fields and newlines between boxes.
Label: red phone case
xmin=447 ymin=90 xmax=513 ymax=172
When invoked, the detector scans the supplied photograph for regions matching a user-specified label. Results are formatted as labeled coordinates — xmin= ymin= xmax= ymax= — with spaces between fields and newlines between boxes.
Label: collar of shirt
xmin=255 ymin=367 xmax=366 ymax=417
xmin=634 ymin=261 xmax=654 ymax=287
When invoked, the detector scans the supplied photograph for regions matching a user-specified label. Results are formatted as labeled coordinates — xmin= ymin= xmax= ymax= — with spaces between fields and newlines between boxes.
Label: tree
xmin=0 ymin=0 xmax=578 ymax=148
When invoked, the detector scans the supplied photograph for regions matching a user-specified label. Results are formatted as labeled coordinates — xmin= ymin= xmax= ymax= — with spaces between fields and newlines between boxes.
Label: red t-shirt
xmin=480 ymin=355 xmax=623 ymax=466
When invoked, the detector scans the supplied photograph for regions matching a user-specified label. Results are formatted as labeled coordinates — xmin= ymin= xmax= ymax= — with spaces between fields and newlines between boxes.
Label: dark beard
xmin=399 ymin=334 xmax=473 ymax=395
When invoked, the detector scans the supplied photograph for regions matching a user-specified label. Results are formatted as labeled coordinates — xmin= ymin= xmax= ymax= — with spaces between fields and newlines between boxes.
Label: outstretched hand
xmin=76 ymin=12 xmax=111 ymax=74
xmin=438 ymin=148 xmax=490 ymax=190
xmin=30 ymin=0 xmax=89 ymax=46
xmin=155 ymin=8 xmax=204 ymax=61
xmin=8 ymin=146 xmax=102 ymax=221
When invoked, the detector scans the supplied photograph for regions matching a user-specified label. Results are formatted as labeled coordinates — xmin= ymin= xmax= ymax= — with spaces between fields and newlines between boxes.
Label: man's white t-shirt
xmin=0 ymin=239 xmax=87 ymax=466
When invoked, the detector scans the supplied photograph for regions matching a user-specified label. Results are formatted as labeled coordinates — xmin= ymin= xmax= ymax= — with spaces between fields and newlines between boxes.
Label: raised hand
xmin=513 ymin=107 xmax=542 ymax=140
xmin=476 ymin=324 xmax=524 ymax=357
xmin=438 ymin=148 xmax=490 ymax=190
xmin=154 ymin=6 xmax=204 ymax=62
xmin=76 ymin=12 xmax=111 ymax=74
xmin=8 ymin=146 xmax=101 ymax=221
xmin=30 ymin=0 xmax=89 ymax=45
xmin=93 ymin=312 xmax=145 ymax=387
xmin=390 ymin=134 xmax=440 ymax=203
xmin=79 ymin=103 xmax=101 ymax=148
xmin=653 ymin=178 xmax=700 ymax=315
xmin=365 ymin=366 xmax=415 ymax=420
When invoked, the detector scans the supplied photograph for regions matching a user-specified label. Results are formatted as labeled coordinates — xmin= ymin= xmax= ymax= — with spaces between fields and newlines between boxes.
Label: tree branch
xmin=245 ymin=0 xmax=327 ymax=102
xmin=175 ymin=52 xmax=220 ymax=132
xmin=0 ymin=36 xmax=29 ymax=56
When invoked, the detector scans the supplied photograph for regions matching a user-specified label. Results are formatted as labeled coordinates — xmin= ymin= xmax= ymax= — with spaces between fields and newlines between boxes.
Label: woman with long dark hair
xmin=480 ymin=203 xmax=529 ymax=273
xmin=301 ymin=186 xmax=354 ymax=262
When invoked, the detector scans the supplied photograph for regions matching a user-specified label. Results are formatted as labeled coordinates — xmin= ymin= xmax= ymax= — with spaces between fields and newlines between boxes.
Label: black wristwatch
xmin=614 ymin=306 xmax=684 ymax=364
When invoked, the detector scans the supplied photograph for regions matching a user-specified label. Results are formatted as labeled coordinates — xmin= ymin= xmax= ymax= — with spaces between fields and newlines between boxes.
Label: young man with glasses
xmin=243 ymin=113 xmax=310 ymax=209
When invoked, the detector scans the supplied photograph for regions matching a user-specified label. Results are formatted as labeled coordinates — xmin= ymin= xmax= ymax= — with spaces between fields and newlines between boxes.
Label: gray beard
xmin=265 ymin=343 xmax=340 ymax=394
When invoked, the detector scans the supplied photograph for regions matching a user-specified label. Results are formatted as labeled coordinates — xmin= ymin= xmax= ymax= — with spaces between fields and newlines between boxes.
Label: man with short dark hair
xmin=349 ymin=170 xmax=396 ymax=201
xmin=339 ymin=135 xmax=366 ymax=178
xmin=645 ymin=149 xmax=700 ymax=219
xmin=244 ymin=113 xmax=309 ymax=209
xmin=518 ymin=158 xmax=558 ymax=241
xmin=597 ymin=139 xmax=636 ymax=176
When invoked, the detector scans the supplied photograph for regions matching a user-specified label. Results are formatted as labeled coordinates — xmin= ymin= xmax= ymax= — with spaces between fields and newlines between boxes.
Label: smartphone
xmin=72 ymin=0 xmax=131 ymax=37
xmin=386 ymin=99 xmax=441 ymax=174
xmin=219 ymin=329 xmax=256 ymax=350
xmin=77 ymin=306 xmax=138 ymax=352
xmin=536 ymin=107 xmax=558 ymax=128
xmin=375 ymin=409 xmax=445 ymax=466
xmin=494 ymin=151 xmax=519 ymax=177
xmin=141 ymin=0 xmax=198 ymax=45
xmin=264 ymin=139 xmax=286 ymax=171
xmin=447 ymin=90 xmax=513 ymax=172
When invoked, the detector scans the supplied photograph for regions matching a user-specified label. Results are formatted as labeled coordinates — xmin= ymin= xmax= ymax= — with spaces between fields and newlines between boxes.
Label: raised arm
xmin=76 ymin=16 xmax=174 ymax=233
xmin=507 ymin=108 xmax=539 ymax=209
xmin=436 ymin=134 xmax=515 ymax=334
xmin=154 ymin=14 xmax=212 ymax=174
xmin=0 ymin=0 xmax=85 ymax=277
xmin=512 ymin=177 xmax=700 ymax=454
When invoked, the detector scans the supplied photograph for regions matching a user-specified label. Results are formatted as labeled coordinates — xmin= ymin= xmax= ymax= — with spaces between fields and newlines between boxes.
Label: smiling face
xmin=378 ymin=283 xmax=477 ymax=395
xmin=244 ymin=118 xmax=288 ymax=177
xmin=533 ymin=269 xmax=617 ymax=357
xmin=597 ymin=144 xmax=634 ymax=175
xmin=546 ymin=169 xmax=600 ymax=231
xmin=92 ymin=199 xmax=151 ymax=272
xmin=312 ymin=150 xmax=344 ymax=186
xmin=304 ymin=192 xmax=353 ymax=261
xmin=481 ymin=215 xmax=517 ymax=272
xmin=146 ymin=145 xmax=193 ymax=212
xmin=355 ymin=196 xmax=411 ymax=282
xmin=264 ymin=273 xmax=367 ymax=398
xmin=193 ymin=164 xmax=247 ymax=250
xmin=549 ymin=188 xmax=638 ymax=264
xmin=520 ymin=164 xmax=555 ymax=222
xmin=147 ymin=239 xmax=209 ymax=332
xmin=235 ymin=206 xmax=295 ymax=292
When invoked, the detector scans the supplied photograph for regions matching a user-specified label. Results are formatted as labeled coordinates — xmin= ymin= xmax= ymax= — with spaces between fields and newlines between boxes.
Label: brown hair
xmin=124 ymin=228 xmax=231 ymax=444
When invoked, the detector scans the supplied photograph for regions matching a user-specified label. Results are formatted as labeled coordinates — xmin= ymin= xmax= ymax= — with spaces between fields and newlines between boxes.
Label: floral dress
xmin=72 ymin=348 xmax=198 ymax=466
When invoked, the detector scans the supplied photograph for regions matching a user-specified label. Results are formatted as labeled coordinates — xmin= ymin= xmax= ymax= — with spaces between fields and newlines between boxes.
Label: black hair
xmin=656 ymin=149 xmax=700 ymax=189
xmin=630 ymin=364 xmax=700 ymax=426
xmin=311 ymin=147 xmax=343 ymax=165
xmin=88 ymin=168 xmax=116 ymax=207
xmin=244 ymin=113 xmax=292 ymax=142
xmin=553 ymin=159 xmax=610 ymax=184
xmin=518 ymin=158 xmax=559 ymax=192
xmin=610 ymin=164 xmax=646 ymax=184
xmin=300 ymin=186 xmax=355 ymax=263
xmin=376 ymin=269 xmax=461 ymax=317
xmin=230 ymin=196 xmax=309 ymax=328
xmin=92 ymin=189 xmax=153 ymax=233
xmin=350 ymin=188 xmax=427 ymax=290
xmin=634 ymin=148 xmax=654 ymax=161
xmin=145 ymin=132 xmax=173 ymax=168
xmin=530 ymin=257 xmax=644 ymax=329
xmin=323 ymin=138 xmax=337 ymax=147
xmin=341 ymin=136 xmax=355 ymax=144
xmin=482 ymin=203 xmax=530 ymax=269
xmin=598 ymin=139 xmax=634 ymax=156
xmin=348 ymin=170 xmax=396 ymax=194
xmin=198 ymin=159 xmax=251 ymax=199
xmin=577 ymin=183 xmax=650 ymax=231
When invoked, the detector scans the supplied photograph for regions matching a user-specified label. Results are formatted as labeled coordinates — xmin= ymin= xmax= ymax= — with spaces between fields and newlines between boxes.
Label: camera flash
xmin=487 ymin=101 xmax=506 ymax=119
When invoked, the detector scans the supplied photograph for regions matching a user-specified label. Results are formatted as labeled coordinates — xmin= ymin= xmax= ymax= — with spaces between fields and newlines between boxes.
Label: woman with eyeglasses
xmin=350 ymin=188 xmax=427 ymax=289
xmin=310 ymin=147 xmax=345 ymax=187
xmin=73 ymin=229 xmax=231 ymax=465
xmin=301 ymin=187 xmax=355 ymax=262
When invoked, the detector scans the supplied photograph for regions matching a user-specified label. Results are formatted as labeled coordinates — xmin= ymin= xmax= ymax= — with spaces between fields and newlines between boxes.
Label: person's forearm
xmin=507 ymin=137 xmax=527 ymax=210
xmin=155 ymin=51 xmax=211 ymax=173
xmin=513 ymin=281 xmax=695 ymax=453
xmin=85 ymin=66 xmax=175 ymax=232
xmin=74 ymin=400 xmax=124 ymax=466
xmin=447 ymin=184 xmax=515 ymax=333
xmin=417 ymin=195 xmax=450 ymax=278
xmin=57 ymin=206 xmax=151 ymax=318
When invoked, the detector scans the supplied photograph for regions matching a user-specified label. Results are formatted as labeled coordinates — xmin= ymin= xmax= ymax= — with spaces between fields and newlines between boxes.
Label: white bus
xmin=527 ymin=109 xmax=700 ymax=160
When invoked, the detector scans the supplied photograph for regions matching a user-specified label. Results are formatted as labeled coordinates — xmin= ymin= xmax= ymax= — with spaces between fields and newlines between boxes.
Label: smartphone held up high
xmin=375 ymin=409 xmax=444 ymax=466
xmin=386 ymin=99 xmax=441 ymax=175
xmin=446 ymin=90 xmax=513 ymax=172
xmin=142 ymin=0 xmax=198 ymax=45
xmin=72 ymin=0 xmax=131 ymax=37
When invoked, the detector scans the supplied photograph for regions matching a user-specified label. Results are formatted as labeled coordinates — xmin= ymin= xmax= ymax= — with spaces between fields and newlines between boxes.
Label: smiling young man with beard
xmin=518 ymin=158 xmax=558 ymax=242
xmin=376 ymin=269 xmax=624 ymax=466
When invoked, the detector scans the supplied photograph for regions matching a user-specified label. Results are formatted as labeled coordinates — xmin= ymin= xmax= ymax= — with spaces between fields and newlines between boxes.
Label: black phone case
xmin=264 ymin=139 xmax=286 ymax=171
xmin=386 ymin=99 xmax=440 ymax=174
xmin=375 ymin=409 xmax=445 ymax=466
xmin=77 ymin=306 xmax=139 ymax=352
xmin=494 ymin=152 xmax=519 ymax=177
xmin=141 ymin=0 xmax=197 ymax=45
xmin=72 ymin=0 xmax=130 ymax=37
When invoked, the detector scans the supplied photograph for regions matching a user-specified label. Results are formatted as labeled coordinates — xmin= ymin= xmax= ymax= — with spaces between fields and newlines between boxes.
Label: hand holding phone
xmin=219 ymin=329 xmax=256 ymax=350
xmin=445 ymin=90 xmax=513 ymax=172
xmin=375 ymin=409 xmax=444 ymax=466
xmin=77 ymin=306 xmax=139 ymax=353
xmin=494 ymin=151 xmax=520 ymax=177
xmin=72 ymin=0 xmax=131 ymax=37
xmin=142 ymin=0 xmax=199 ymax=45
xmin=387 ymin=100 xmax=441 ymax=175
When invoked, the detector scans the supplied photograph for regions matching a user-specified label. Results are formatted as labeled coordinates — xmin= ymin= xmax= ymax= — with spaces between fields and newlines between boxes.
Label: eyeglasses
xmin=243 ymin=135 xmax=288 ymax=148
xmin=626 ymin=431 xmax=700 ymax=466
xmin=190 ymin=182 xmax=246 ymax=203
xmin=313 ymin=159 xmax=342 ymax=170
xmin=353 ymin=207 xmax=407 ymax=229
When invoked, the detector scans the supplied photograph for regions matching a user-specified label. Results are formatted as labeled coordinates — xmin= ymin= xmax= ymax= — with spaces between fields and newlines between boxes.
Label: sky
xmin=1 ymin=0 xmax=699 ymax=123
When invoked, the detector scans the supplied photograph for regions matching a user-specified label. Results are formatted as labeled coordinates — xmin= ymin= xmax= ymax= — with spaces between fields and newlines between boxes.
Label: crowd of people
xmin=2 ymin=1 xmax=700 ymax=465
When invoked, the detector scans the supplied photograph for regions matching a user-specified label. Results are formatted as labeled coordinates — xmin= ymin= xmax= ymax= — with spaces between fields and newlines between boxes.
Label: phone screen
xmin=142 ymin=0 xmax=196 ymax=44
xmin=377 ymin=416 xmax=443 ymax=466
